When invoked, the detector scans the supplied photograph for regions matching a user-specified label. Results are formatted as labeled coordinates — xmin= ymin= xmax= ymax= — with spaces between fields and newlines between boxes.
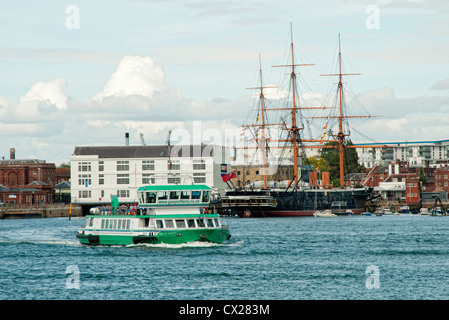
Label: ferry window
xmin=145 ymin=192 xmax=157 ymax=203
xmin=145 ymin=218 xmax=150 ymax=227
xmin=187 ymin=219 xmax=196 ymax=228
xmin=180 ymin=191 xmax=190 ymax=200
xmin=214 ymin=218 xmax=220 ymax=227
xmin=197 ymin=218 xmax=205 ymax=228
xmin=206 ymin=219 xmax=214 ymax=227
xmin=118 ymin=220 xmax=122 ymax=229
xmin=191 ymin=191 xmax=201 ymax=200
xmin=138 ymin=192 xmax=144 ymax=204
xmin=156 ymin=220 xmax=164 ymax=228
xmin=165 ymin=219 xmax=174 ymax=228
xmin=126 ymin=220 xmax=130 ymax=229
xmin=113 ymin=219 xmax=117 ymax=229
xmin=158 ymin=191 xmax=168 ymax=201
xmin=105 ymin=220 xmax=109 ymax=229
xmin=202 ymin=191 xmax=210 ymax=202
xmin=170 ymin=191 xmax=180 ymax=200
xmin=101 ymin=219 xmax=105 ymax=229
xmin=175 ymin=219 xmax=186 ymax=228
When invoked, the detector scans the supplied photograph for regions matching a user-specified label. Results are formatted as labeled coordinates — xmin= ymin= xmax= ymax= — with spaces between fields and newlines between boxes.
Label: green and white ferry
xmin=76 ymin=184 xmax=231 ymax=246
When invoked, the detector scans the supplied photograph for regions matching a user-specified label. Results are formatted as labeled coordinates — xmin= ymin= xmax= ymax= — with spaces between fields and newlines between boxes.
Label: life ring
xmin=203 ymin=207 xmax=209 ymax=214
xmin=130 ymin=208 xmax=136 ymax=215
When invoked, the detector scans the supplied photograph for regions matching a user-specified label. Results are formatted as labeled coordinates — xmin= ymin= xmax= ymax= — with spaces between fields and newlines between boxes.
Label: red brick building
xmin=434 ymin=166 xmax=449 ymax=192
xmin=405 ymin=175 xmax=420 ymax=204
xmin=0 ymin=149 xmax=57 ymax=205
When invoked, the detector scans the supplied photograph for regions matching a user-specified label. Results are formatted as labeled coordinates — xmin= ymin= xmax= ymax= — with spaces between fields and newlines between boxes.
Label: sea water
xmin=1 ymin=214 xmax=449 ymax=300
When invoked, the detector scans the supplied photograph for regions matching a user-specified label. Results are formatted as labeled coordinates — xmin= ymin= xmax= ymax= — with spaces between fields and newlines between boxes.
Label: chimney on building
xmin=10 ymin=148 xmax=15 ymax=160
xmin=125 ymin=132 xmax=129 ymax=146
xmin=394 ymin=160 xmax=399 ymax=174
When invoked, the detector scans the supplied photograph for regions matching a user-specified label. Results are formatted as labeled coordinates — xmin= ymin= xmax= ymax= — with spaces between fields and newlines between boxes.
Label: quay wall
xmin=0 ymin=204 xmax=83 ymax=219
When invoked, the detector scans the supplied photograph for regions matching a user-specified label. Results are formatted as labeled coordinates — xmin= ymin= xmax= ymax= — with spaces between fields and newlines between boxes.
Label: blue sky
xmin=0 ymin=0 xmax=448 ymax=165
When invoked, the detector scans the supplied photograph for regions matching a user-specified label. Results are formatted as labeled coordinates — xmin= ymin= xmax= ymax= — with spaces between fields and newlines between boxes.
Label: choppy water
xmin=1 ymin=214 xmax=449 ymax=300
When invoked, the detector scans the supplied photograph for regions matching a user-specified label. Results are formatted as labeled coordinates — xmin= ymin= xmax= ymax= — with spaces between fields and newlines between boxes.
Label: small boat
xmin=313 ymin=209 xmax=336 ymax=217
xmin=430 ymin=207 xmax=446 ymax=216
xmin=375 ymin=206 xmax=394 ymax=215
xmin=374 ymin=208 xmax=383 ymax=216
xmin=76 ymin=183 xmax=231 ymax=246
xmin=420 ymin=208 xmax=430 ymax=215
xmin=363 ymin=212 xmax=372 ymax=216
xmin=398 ymin=205 xmax=410 ymax=214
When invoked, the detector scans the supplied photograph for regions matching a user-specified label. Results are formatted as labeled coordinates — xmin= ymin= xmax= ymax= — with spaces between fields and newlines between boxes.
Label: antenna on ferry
xmin=167 ymin=129 xmax=172 ymax=170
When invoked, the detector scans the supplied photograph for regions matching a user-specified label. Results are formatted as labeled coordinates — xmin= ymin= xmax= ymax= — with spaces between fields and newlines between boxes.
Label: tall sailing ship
xmin=222 ymin=25 xmax=384 ymax=217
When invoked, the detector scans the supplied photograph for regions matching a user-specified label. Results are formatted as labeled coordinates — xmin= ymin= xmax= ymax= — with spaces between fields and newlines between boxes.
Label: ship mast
xmin=273 ymin=23 xmax=314 ymax=186
xmin=337 ymin=34 xmax=349 ymax=188
xmin=246 ymin=55 xmax=277 ymax=189
xmin=320 ymin=34 xmax=384 ymax=188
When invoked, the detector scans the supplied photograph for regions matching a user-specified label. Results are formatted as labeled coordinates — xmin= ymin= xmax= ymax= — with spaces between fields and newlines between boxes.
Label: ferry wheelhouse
xmin=76 ymin=184 xmax=231 ymax=246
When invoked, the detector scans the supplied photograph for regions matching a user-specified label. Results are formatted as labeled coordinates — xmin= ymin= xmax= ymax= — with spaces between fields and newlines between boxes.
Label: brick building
xmin=0 ymin=148 xmax=57 ymax=205
xmin=434 ymin=166 xmax=449 ymax=192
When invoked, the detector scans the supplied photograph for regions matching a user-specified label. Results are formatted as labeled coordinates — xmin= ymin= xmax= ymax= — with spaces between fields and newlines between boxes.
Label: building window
xmin=117 ymin=190 xmax=129 ymax=198
xmin=117 ymin=174 xmax=129 ymax=184
xmin=167 ymin=176 xmax=181 ymax=184
xmin=167 ymin=160 xmax=180 ymax=170
xmin=79 ymin=190 xmax=91 ymax=198
xmin=117 ymin=161 xmax=129 ymax=171
xmin=142 ymin=174 xmax=155 ymax=184
xmin=78 ymin=162 xmax=91 ymax=172
xmin=99 ymin=161 xmax=104 ymax=172
xmin=142 ymin=160 xmax=155 ymax=171
xmin=193 ymin=172 xmax=206 ymax=183
xmin=99 ymin=174 xmax=104 ymax=185
xmin=193 ymin=160 xmax=206 ymax=170
xmin=78 ymin=174 xmax=91 ymax=186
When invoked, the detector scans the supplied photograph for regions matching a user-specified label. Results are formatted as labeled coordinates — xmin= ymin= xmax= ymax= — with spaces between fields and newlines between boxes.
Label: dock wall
xmin=0 ymin=204 xmax=82 ymax=219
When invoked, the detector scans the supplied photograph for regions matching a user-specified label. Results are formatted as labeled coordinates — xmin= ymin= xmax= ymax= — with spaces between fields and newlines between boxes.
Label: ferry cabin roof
xmin=137 ymin=184 xmax=211 ymax=191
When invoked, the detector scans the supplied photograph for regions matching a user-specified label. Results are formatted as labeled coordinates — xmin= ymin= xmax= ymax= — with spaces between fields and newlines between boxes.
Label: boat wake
xmin=0 ymin=238 xmax=82 ymax=247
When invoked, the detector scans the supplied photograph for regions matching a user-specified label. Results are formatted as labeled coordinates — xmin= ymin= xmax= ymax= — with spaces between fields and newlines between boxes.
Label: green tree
xmin=419 ymin=168 xmax=427 ymax=184
xmin=319 ymin=140 xmax=364 ymax=186
xmin=304 ymin=156 xmax=330 ymax=172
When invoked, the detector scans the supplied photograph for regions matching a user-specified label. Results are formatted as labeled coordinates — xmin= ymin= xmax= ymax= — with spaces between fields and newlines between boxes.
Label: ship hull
xmin=223 ymin=188 xmax=371 ymax=218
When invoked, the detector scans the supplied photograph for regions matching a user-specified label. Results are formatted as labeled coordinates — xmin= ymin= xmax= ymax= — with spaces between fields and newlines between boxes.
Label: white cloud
xmin=20 ymin=78 xmax=68 ymax=110
xmin=431 ymin=78 xmax=449 ymax=90
xmin=93 ymin=56 xmax=168 ymax=101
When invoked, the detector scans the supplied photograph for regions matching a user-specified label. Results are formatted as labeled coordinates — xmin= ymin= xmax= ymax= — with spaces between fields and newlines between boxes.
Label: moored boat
xmin=313 ymin=209 xmax=336 ymax=217
xmin=76 ymin=184 xmax=231 ymax=246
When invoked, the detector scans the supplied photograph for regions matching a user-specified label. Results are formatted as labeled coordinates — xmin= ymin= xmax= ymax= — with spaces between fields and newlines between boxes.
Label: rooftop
xmin=72 ymin=145 xmax=217 ymax=159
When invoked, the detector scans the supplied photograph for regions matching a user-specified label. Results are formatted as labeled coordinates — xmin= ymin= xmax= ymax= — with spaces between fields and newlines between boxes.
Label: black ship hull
xmin=222 ymin=187 xmax=373 ymax=217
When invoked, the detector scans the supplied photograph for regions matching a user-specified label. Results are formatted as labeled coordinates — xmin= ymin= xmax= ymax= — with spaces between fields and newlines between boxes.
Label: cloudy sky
xmin=0 ymin=0 xmax=448 ymax=165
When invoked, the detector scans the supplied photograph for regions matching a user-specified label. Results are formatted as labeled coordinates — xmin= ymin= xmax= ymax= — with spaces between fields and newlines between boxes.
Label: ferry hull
xmin=76 ymin=217 xmax=231 ymax=246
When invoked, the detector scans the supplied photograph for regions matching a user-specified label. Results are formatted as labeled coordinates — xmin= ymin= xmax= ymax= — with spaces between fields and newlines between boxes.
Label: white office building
xmin=70 ymin=144 xmax=231 ymax=208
